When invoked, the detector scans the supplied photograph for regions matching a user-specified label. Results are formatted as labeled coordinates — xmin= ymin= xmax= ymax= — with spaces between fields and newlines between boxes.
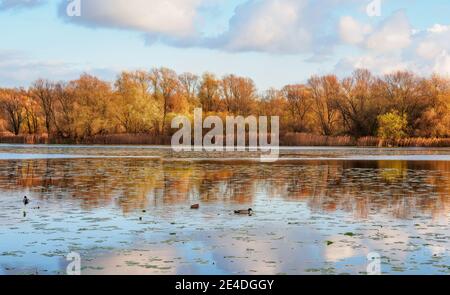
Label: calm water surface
xmin=0 ymin=145 xmax=449 ymax=275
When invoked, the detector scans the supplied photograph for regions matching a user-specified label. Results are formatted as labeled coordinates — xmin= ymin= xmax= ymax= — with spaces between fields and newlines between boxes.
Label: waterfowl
xmin=234 ymin=208 xmax=253 ymax=216
xmin=191 ymin=204 xmax=200 ymax=209
xmin=23 ymin=196 xmax=29 ymax=206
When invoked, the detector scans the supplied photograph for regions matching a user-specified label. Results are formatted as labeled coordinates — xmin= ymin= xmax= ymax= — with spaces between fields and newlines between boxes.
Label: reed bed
xmin=1 ymin=132 xmax=450 ymax=147
xmin=80 ymin=134 xmax=171 ymax=145
xmin=0 ymin=134 xmax=48 ymax=144
xmin=281 ymin=133 xmax=355 ymax=146
xmin=282 ymin=133 xmax=450 ymax=147
xmin=386 ymin=137 xmax=450 ymax=147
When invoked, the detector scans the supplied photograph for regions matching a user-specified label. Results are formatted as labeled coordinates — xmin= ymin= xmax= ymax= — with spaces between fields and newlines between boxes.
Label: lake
xmin=0 ymin=144 xmax=449 ymax=275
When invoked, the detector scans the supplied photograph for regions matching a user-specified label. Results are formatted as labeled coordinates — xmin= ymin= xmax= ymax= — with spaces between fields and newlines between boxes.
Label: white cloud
xmin=336 ymin=11 xmax=413 ymax=75
xmin=3 ymin=0 xmax=450 ymax=83
xmin=207 ymin=0 xmax=345 ymax=54
xmin=416 ymin=41 xmax=441 ymax=60
xmin=365 ymin=11 xmax=412 ymax=53
xmin=433 ymin=50 xmax=450 ymax=76
xmin=406 ymin=22 xmax=450 ymax=76
xmin=339 ymin=16 xmax=371 ymax=45
xmin=414 ymin=24 xmax=450 ymax=59
xmin=57 ymin=0 xmax=346 ymax=55
xmin=427 ymin=24 xmax=450 ymax=34
xmin=336 ymin=53 xmax=408 ymax=76
xmin=336 ymin=9 xmax=450 ymax=78
xmin=59 ymin=0 xmax=204 ymax=38
xmin=218 ymin=0 xmax=311 ymax=53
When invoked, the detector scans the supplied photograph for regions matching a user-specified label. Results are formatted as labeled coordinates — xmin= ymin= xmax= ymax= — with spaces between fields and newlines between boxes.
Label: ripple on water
xmin=0 ymin=146 xmax=449 ymax=274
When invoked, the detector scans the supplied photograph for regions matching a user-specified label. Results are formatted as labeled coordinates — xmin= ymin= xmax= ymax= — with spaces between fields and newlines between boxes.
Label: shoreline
xmin=2 ymin=143 xmax=450 ymax=149
xmin=1 ymin=133 xmax=450 ymax=148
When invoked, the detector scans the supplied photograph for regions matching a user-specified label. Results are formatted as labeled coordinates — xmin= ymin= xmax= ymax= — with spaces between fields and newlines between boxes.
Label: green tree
xmin=377 ymin=111 xmax=408 ymax=141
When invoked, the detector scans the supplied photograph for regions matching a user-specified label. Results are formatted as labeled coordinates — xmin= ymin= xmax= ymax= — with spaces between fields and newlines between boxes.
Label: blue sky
xmin=0 ymin=0 xmax=449 ymax=90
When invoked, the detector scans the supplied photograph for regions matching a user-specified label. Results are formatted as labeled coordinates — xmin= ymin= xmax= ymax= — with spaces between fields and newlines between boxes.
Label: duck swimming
xmin=234 ymin=208 xmax=253 ymax=216
xmin=23 ymin=196 xmax=29 ymax=206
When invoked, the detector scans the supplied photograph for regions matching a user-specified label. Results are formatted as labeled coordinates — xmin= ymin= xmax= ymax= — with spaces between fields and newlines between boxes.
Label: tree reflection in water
xmin=0 ymin=158 xmax=448 ymax=219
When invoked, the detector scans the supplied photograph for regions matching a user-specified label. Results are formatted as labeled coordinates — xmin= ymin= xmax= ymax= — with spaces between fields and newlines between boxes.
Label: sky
xmin=0 ymin=0 xmax=449 ymax=90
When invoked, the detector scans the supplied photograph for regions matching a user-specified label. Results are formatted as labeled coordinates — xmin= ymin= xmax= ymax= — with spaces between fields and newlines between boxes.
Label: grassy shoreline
xmin=1 ymin=133 xmax=450 ymax=147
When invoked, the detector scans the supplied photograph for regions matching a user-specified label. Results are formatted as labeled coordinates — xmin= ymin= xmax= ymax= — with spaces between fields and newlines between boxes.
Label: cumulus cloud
xmin=416 ymin=41 xmax=442 ymax=60
xmin=413 ymin=24 xmax=450 ymax=58
xmin=433 ymin=51 xmax=450 ymax=75
xmin=339 ymin=11 xmax=413 ymax=52
xmin=389 ymin=21 xmax=450 ymax=76
xmin=427 ymin=24 xmax=450 ymax=34
xmin=212 ymin=0 xmax=312 ymax=53
xmin=339 ymin=16 xmax=371 ymax=45
xmin=365 ymin=11 xmax=412 ymax=53
xmin=335 ymin=53 xmax=408 ymax=76
xmin=57 ymin=0 xmax=346 ymax=55
xmin=58 ymin=0 xmax=204 ymax=38
xmin=336 ymin=9 xmax=450 ymax=77
xmin=3 ymin=0 xmax=450 ymax=79
xmin=204 ymin=0 xmax=344 ymax=54
xmin=0 ymin=0 xmax=44 ymax=10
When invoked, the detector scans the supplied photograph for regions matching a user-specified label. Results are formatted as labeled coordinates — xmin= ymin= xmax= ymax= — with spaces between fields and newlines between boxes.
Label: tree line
xmin=0 ymin=68 xmax=449 ymax=143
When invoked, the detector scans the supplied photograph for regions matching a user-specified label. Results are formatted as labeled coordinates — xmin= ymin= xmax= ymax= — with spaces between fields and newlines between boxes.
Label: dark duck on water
xmin=234 ymin=208 xmax=253 ymax=216
xmin=23 ymin=196 xmax=29 ymax=206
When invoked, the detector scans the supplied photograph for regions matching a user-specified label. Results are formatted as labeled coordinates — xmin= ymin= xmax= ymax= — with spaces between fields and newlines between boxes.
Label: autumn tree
xmin=31 ymin=79 xmax=56 ymax=135
xmin=198 ymin=73 xmax=221 ymax=113
xmin=259 ymin=88 xmax=289 ymax=132
xmin=415 ymin=75 xmax=450 ymax=137
xmin=281 ymin=84 xmax=313 ymax=132
xmin=114 ymin=71 xmax=155 ymax=133
xmin=337 ymin=69 xmax=382 ymax=137
xmin=23 ymin=92 xmax=41 ymax=134
xmin=260 ymin=88 xmax=285 ymax=116
xmin=68 ymin=74 xmax=113 ymax=138
xmin=0 ymin=67 xmax=449 ymax=143
xmin=179 ymin=72 xmax=199 ymax=107
xmin=308 ymin=75 xmax=341 ymax=136
xmin=150 ymin=68 xmax=180 ymax=135
xmin=51 ymin=82 xmax=76 ymax=138
xmin=0 ymin=88 xmax=25 ymax=135
xmin=382 ymin=71 xmax=433 ymax=135
xmin=221 ymin=75 xmax=257 ymax=116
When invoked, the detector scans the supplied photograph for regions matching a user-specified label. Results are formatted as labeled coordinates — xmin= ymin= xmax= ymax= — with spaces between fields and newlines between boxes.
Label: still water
xmin=0 ymin=145 xmax=449 ymax=275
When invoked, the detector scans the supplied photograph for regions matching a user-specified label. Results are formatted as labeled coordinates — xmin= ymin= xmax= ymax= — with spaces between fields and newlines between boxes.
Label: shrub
xmin=377 ymin=111 xmax=408 ymax=141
